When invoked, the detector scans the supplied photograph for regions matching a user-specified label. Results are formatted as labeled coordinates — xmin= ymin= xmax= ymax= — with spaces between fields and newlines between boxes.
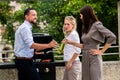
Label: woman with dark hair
xmin=64 ymin=5 xmax=116 ymax=80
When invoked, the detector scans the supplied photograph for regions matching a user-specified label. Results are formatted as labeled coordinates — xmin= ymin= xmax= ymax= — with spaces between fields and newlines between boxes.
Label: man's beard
xmin=30 ymin=20 xmax=37 ymax=25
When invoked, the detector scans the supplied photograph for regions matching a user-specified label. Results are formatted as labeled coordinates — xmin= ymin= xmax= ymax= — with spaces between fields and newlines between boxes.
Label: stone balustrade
xmin=0 ymin=61 xmax=120 ymax=80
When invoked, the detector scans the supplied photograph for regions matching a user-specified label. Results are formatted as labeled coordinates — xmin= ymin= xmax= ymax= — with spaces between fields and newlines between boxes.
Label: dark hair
xmin=24 ymin=8 xmax=35 ymax=19
xmin=80 ymin=5 xmax=98 ymax=33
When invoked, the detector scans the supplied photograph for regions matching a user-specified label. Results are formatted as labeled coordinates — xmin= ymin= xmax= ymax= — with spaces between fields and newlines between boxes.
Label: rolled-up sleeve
xmin=20 ymin=27 xmax=34 ymax=48
xmin=69 ymin=33 xmax=81 ymax=54
xmin=95 ymin=22 xmax=116 ymax=44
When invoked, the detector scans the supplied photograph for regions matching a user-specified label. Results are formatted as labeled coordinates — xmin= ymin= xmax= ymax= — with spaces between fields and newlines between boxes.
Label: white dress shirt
xmin=14 ymin=21 xmax=34 ymax=58
xmin=63 ymin=30 xmax=81 ymax=61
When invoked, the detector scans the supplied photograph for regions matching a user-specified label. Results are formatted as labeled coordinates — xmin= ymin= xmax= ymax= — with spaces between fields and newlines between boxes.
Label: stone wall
xmin=0 ymin=69 xmax=17 ymax=80
xmin=103 ymin=61 xmax=120 ymax=80
xmin=0 ymin=61 xmax=120 ymax=80
xmin=56 ymin=61 xmax=120 ymax=80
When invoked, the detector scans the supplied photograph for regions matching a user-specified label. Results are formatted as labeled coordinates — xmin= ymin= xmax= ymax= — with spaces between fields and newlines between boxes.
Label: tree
xmin=26 ymin=0 xmax=86 ymax=42
xmin=0 ymin=1 xmax=10 ymax=26
xmin=0 ymin=1 xmax=15 ymax=46
xmin=1 ymin=0 xmax=118 ymax=46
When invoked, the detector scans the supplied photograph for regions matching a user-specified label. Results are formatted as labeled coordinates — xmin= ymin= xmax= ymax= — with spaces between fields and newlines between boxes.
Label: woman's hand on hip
xmin=90 ymin=49 xmax=103 ymax=55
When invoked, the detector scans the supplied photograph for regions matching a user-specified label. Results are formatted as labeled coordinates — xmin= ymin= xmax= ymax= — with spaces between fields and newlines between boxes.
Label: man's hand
xmin=48 ymin=40 xmax=58 ymax=48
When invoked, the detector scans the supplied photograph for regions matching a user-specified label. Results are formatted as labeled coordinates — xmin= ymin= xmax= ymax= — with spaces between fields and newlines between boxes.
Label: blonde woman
xmin=62 ymin=16 xmax=81 ymax=80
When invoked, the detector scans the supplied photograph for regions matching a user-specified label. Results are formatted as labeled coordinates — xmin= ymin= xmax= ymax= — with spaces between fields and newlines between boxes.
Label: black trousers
xmin=15 ymin=58 xmax=40 ymax=80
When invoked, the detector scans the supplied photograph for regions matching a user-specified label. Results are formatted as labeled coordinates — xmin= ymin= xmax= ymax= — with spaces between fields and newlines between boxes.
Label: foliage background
xmin=0 ymin=0 xmax=118 ymax=44
xmin=0 ymin=0 xmax=118 ymax=60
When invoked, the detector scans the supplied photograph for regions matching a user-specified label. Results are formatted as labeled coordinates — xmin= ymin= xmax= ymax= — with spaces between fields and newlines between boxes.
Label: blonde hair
xmin=63 ymin=16 xmax=77 ymax=36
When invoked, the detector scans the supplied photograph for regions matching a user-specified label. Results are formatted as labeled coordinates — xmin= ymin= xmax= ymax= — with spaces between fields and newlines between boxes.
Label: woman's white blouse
xmin=63 ymin=30 xmax=81 ymax=61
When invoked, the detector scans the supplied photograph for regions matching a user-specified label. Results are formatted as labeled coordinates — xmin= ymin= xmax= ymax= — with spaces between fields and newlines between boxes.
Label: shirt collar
xmin=24 ymin=20 xmax=32 ymax=30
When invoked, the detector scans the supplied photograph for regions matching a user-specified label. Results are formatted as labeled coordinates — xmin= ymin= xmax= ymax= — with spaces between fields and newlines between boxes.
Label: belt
xmin=15 ymin=56 xmax=32 ymax=60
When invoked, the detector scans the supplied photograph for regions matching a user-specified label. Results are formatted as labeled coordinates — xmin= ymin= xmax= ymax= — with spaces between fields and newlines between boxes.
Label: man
xmin=14 ymin=8 xmax=57 ymax=80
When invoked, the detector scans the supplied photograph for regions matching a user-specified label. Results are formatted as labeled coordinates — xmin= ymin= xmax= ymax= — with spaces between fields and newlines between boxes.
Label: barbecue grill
xmin=33 ymin=33 xmax=55 ymax=80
